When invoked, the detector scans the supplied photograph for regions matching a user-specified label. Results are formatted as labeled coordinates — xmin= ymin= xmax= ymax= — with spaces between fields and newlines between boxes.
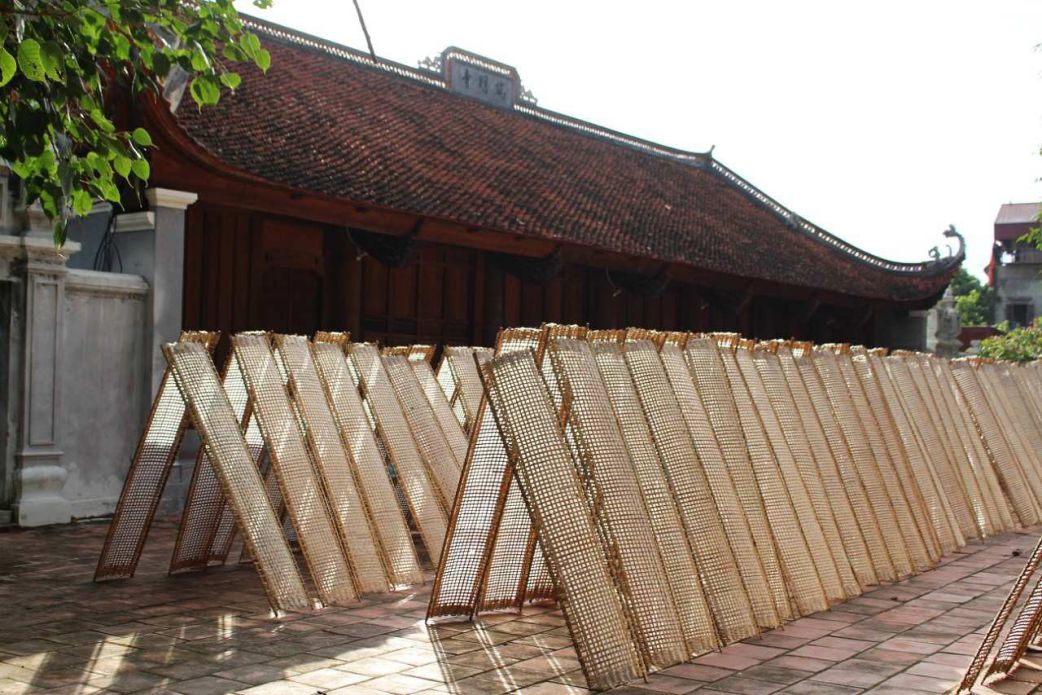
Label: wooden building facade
xmin=142 ymin=19 xmax=961 ymax=354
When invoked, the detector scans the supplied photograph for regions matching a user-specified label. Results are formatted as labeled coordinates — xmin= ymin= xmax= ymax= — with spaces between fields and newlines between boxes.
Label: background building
xmin=990 ymin=202 xmax=1042 ymax=327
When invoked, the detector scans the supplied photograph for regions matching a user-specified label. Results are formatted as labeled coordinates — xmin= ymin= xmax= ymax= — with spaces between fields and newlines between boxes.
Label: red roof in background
xmin=168 ymin=17 xmax=960 ymax=304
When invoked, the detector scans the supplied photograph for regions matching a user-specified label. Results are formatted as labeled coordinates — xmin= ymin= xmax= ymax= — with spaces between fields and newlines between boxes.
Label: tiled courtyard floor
xmin=2 ymin=520 xmax=1042 ymax=695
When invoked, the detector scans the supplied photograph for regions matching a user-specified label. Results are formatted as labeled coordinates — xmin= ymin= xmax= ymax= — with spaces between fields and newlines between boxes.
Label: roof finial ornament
xmin=418 ymin=55 xmax=442 ymax=72
xmin=943 ymin=224 xmax=965 ymax=259
xmin=707 ymin=144 xmax=716 ymax=159
xmin=928 ymin=225 xmax=964 ymax=264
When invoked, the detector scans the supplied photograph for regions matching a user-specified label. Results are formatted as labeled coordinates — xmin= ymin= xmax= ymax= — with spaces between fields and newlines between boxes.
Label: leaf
xmin=131 ymin=158 xmax=150 ymax=181
xmin=0 ymin=48 xmax=15 ymax=87
xmin=131 ymin=127 xmax=153 ymax=147
xmin=113 ymin=154 xmax=132 ymax=178
xmin=7 ymin=0 xmax=270 ymax=233
xmin=190 ymin=43 xmax=210 ymax=71
xmin=189 ymin=75 xmax=220 ymax=107
xmin=17 ymin=39 xmax=46 ymax=82
xmin=39 ymin=190 xmax=60 ymax=219
xmin=53 ymin=220 xmax=67 ymax=249
xmin=70 ymin=189 xmax=93 ymax=216
xmin=222 ymin=44 xmax=246 ymax=62
xmin=99 ymin=181 xmax=121 ymax=203
xmin=153 ymin=52 xmax=171 ymax=78
xmin=254 ymin=48 xmax=270 ymax=73
xmin=241 ymin=32 xmax=261 ymax=58
xmin=38 ymin=147 xmax=57 ymax=176
xmin=90 ymin=109 xmax=115 ymax=133
xmin=41 ymin=41 xmax=63 ymax=80
xmin=219 ymin=71 xmax=241 ymax=89
xmin=79 ymin=9 xmax=106 ymax=41
xmin=111 ymin=33 xmax=131 ymax=61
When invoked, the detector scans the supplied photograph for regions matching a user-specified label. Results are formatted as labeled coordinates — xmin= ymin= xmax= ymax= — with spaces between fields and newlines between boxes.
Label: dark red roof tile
xmin=170 ymin=19 xmax=959 ymax=303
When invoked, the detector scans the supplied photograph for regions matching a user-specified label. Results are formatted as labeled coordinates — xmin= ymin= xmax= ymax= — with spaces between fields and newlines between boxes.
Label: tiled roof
xmin=995 ymin=202 xmax=1041 ymax=226
xmin=169 ymin=17 xmax=960 ymax=303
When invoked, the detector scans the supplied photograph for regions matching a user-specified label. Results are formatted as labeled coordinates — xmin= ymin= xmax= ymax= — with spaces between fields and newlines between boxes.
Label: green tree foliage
xmin=978 ymin=318 xmax=1042 ymax=363
xmin=1023 ymin=225 xmax=1042 ymax=250
xmin=949 ymin=267 xmax=994 ymax=326
xmin=1 ymin=0 xmax=272 ymax=245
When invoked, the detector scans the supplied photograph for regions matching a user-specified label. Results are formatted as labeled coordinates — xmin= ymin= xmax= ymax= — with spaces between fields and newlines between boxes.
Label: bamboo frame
xmin=94 ymin=331 xmax=218 ymax=582
xmin=163 ymin=340 xmax=310 ymax=613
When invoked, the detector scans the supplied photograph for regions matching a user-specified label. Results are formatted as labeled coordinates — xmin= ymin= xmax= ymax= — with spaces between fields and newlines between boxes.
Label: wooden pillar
xmin=482 ymin=257 xmax=504 ymax=346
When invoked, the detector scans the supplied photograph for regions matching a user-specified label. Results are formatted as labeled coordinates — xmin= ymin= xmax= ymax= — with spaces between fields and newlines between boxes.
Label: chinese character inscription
xmin=449 ymin=60 xmax=514 ymax=108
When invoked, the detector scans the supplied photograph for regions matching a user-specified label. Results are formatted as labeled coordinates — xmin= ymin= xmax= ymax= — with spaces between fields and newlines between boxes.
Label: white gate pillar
xmin=1 ymin=200 xmax=81 ymax=526
xmin=116 ymin=188 xmax=196 ymax=395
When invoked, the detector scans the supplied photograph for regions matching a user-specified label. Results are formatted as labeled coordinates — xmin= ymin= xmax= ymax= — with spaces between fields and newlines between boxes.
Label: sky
xmin=236 ymin=1 xmax=1042 ymax=280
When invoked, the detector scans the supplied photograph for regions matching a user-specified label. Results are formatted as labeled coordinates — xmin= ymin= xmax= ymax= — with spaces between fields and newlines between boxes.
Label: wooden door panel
xmin=357 ymin=240 xmax=477 ymax=346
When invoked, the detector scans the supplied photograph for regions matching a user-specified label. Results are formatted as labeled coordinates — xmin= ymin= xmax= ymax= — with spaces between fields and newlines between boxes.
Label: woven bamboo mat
xmin=951 ymin=360 xmax=1040 ymax=526
xmin=724 ymin=343 xmax=829 ymax=615
xmin=233 ymin=333 xmax=357 ymax=606
xmin=96 ymin=320 xmax=1042 ymax=690
xmin=898 ymin=354 xmax=980 ymax=539
xmin=384 ymin=353 xmax=462 ymax=512
xmin=410 ymin=355 xmax=470 ymax=464
xmin=852 ymin=351 xmax=941 ymax=560
xmin=924 ymin=355 xmax=1001 ymax=539
xmin=926 ymin=355 xmax=1007 ymax=535
xmin=791 ymin=350 xmax=894 ymax=583
xmin=863 ymin=354 xmax=952 ymax=557
xmin=831 ymin=349 xmax=932 ymax=573
xmin=428 ymin=328 xmax=545 ymax=620
xmin=622 ymin=337 xmax=759 ymax=644
xmin=163 ymin=341 xmax=309 ymax=613
xmin=276 ymin=334 xmax=389 ymax=594
xmin=435 ymin=346 xmax=493 ymax=433
xmin=482 ymin=349 xmax=645 ymax=690
xmin=457 ymin=348 xmax=494 ymax=432
xmin=910 ymin=353 xmax=993 ymax=538
xmin=434 ymin=350 xmax=465 ymax=429
xmin=957 ymin=534 xmax=1042 ymax=693
xmin=751 ymin=346 xmax=851 ymax=603
xmin=683 ymin=337 xmax=790 ymax=626
xmin=980 ymin=363 xmax=1042 ymax=505
xmin=942 ymin=359 xmax=1016 ymax=533
xmin=1011 ymin=369 xmax=1042 ymax=499
xmin=832 ymin=348 xmax=929 ymax=573
xmin=94 ymin=331 xmax=218 ymax=582
xmin=548 ymin=337 xmax=688 ymax=668
xmin=209 ymin=365 xmax=270 ymax=567
xmin=588 ymin=334 xmax=720 ymax=656
xmin=774 ymin=346 xmax=870 ymax=595
xmin=347 ymin=341 xmax=449 ymax=565
xmin=1015 ymin=362 xmax=1042 ymax=429
xmin=813 ymin=349 xmax=911 ymax=580
xmin=169 ymin=348 xmax=262 ymax=574
xmin=884 ymin=356 xmax=969 ymax=548
xmin=383 ymin=344 xmax=437 ymax=363
xmin=479 ymin=328 xmax=553 ymax=610
xmin=239 ymin=462 xmax=285 ymax=565
xmin=989 ymin=570 xmax=1042 ymax=677
xmin=312 ymin=336 xmax=422 ymax=587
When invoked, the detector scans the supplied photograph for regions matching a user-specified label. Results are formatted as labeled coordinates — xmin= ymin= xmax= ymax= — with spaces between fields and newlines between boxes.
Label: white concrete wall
xmin=61 ymin=269 xmax=149 ymax=518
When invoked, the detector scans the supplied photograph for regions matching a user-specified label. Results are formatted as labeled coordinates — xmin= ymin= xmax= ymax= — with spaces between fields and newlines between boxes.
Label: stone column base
xmin=15 ymin=450 xmax=70 ymax=526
